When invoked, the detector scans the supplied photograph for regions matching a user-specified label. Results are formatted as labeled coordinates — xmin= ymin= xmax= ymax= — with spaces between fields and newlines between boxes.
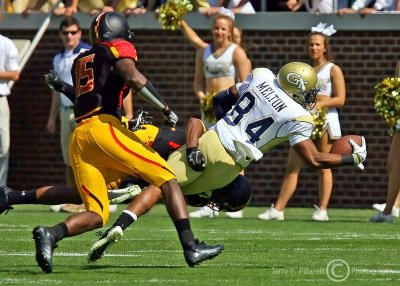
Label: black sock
xmin=47 ymin=222 xmax=69 ymax=243
xmin=8 ymin=189 xmax=37 ymax=205
xmin=174 ymin=218 xmax=195 ymax=251
xmin=113 ymin=212 xmax=135 ymax=230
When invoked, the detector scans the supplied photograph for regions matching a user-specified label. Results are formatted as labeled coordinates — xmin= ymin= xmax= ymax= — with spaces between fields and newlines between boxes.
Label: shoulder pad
xmin=102 ymin=40 xmax=138 ymax=61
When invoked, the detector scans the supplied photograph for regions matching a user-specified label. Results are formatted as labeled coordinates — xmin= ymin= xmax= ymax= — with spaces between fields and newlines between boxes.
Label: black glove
xmin=128 ymin=109 xmax=153 ymax=132
xmin=162 ymin=106 xmax=178 ymax=127
xmin=44 ymin=70 xmax=63 ymax=92
xmin=186 ymin=147 xmax=206 ymax=171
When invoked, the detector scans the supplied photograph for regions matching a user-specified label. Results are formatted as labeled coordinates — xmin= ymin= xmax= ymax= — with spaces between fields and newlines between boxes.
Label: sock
xmin=47 ymin=222 xmax=69 ymax=243
xmin=7 ymin=189 xmax=37 ymax=205
xmin=174 ymin=218 xmax=195 ymax=251
xmin=113 ymin=210 xmax=137 ymax=230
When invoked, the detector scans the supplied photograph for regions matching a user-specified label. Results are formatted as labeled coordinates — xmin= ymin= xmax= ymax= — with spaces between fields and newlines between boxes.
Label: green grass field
xmin=0 ymin=204 xmax=399 ymax=286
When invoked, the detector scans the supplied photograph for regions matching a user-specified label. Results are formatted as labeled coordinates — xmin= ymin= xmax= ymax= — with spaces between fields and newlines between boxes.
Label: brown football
xmin=330 ymin=135 xmax=363 ymax=155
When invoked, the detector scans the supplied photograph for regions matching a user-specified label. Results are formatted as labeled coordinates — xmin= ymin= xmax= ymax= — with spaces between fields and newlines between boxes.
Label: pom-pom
xmin=157 ymin=0 xmax=193 ymax=31
xmin=374 ymin=77 xmax=400 ymax=136
xmin=201 ymin=90 xmax=217 ymax=124
xmin=310 ymin=108 xmax=328 ymax=140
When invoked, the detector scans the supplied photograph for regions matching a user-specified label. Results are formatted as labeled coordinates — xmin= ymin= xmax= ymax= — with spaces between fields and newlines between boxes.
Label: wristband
xmin=341 ymin=155 xmax=355 ymax=166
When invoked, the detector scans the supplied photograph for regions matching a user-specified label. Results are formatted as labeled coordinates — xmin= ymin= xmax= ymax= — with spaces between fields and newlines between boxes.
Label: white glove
xmin=162 ymin=107 xmax=178 ymax=127
xmin=349 ymin=136 xmax=367 ymax=170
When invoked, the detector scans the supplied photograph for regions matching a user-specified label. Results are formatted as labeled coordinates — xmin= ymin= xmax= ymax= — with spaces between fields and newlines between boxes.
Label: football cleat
xmin=370 ymin=212 xmax=393 ymax=223
xmin=0 ymin=185 xmax=14 ymax=215
xmin=108 ymin=185 xmax=142 ymax=204
xmin=88 ymin=226 xmax=123 ymax=262
xmin=184 ymin=239 xmax=224 ymax=267
xmin=32 ymin=226 xmax=57 ymax=273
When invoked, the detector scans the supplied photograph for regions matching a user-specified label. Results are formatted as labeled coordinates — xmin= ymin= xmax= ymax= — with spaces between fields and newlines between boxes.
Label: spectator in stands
xmin=258 ymin=22 xmax=346 ymax=222
xmin=54 ymin=0 xmax=113 ymax=17
xmin=287 ymin=0 xmax=339 ymax=13
xmin=337 ymin=0 xmax=396 ymax=15
xmin=203 ymin=0 xmax=256 ymax=15
xmin=267 ymin=0 xmax=307 ymax=11
xmin=0 ymin=33 xmax=20 ymax=185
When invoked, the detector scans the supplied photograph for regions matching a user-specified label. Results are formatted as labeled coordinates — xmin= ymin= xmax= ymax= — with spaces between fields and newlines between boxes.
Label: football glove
xmin=128 ymin=109 xmax=153 ymax=132
xmin=349 ymin=136 xmax=367 ymax=170
xmin=186 ymin=147 xmax=206 ymax=172
xmin=44 ymin=70 xmax=63 ymax=92
xmin=162 ymin=106 xmax=178 ymax=127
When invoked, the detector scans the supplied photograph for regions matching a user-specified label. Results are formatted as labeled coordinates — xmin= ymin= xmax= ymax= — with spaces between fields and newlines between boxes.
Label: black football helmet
xmin=186 ymin=175 xmax=252 ymax=212
xmin=89 ymin=12 xmax=135 ymax=45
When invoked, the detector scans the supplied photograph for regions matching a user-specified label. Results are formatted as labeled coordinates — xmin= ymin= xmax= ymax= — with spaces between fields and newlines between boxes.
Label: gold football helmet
xmin=277 ymin=62 xmax=319 ymax=109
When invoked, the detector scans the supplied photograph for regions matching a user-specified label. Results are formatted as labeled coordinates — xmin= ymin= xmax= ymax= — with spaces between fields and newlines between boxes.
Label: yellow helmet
xmin=277 ymin=62 xmax=319 ymax=109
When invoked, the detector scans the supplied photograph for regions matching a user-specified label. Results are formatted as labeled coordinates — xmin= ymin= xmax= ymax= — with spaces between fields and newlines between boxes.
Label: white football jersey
xmin=213 ymin=68 xmax=315 ymax=168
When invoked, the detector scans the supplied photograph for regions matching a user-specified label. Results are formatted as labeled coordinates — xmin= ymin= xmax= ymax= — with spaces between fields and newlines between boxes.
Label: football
xmin=330 ymin=135 xmax=363 ymax=155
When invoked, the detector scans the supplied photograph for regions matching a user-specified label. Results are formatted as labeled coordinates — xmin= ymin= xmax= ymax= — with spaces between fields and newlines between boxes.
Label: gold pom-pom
xmin=310 ymin=108 xmax=328 ymax=141
xmin=374 ymin=77 xmax=400 ymax=136
xmin=157 ymin=0 xmax=193 ymax=31
xmin=201 ymin=90 xmax=217 ymax=124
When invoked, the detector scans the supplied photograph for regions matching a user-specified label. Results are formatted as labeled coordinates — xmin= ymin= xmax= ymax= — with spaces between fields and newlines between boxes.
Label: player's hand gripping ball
xmin=330 ymin=135 xmax=367 ymax=170
xmin=330 ymin=135 xmax=362 ymax=155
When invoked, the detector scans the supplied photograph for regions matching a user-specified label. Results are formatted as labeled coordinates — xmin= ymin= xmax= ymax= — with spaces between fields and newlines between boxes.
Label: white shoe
xmin=370 ymin=211 xmax=393 ymax=223
xmin=372 ymin=203 xmax=399 ymax=217
xmin=312 ymin=205 xmax=329 ymax=221
xmin=49 ymin=204 xmax=66 ymax=212
xmin=225 ymin=210 xmax=243 ymax=218
xmin=189 ymin=206 xmax=219 ymax=218
xmin=108 ymin=204 xmax=118 ymax=213
xmin=108 ymin=185 xmax=142 ymax=204
xmin=257 ymin=204 xmax=284 ymax=220
xmin=88 ymin=226 xmax=123 ymax=262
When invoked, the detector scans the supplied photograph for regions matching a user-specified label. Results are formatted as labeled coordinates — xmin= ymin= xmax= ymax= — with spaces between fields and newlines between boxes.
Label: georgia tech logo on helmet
xmin=287 ymin=72 xmax=308 ymax=91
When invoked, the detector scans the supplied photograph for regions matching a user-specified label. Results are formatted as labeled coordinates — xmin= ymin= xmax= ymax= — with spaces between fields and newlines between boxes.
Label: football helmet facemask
xmin=277 ymin=62 xmax=319 ymax=110
xmin=89 ymin=12 xmax=135 ymax=45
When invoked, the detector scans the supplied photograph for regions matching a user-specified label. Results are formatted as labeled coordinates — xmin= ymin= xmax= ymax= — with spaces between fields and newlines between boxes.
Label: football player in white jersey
xmin=87 ymin=62 xmax=367 ymax=262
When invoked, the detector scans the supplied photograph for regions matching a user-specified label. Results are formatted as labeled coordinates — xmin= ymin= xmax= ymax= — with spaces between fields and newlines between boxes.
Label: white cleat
xmin=257 ymin=204 xmax=284 ymax=221
xmin=88 ymin=226 xmax=123 ymax=262
xmin=108 ymin=185 xmax=142 ymax=204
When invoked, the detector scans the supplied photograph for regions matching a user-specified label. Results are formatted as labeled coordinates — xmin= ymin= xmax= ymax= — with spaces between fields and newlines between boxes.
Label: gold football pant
xmin=69 ymin=114 xmax=176 ymax=225
xmin=167 ymin=130 xmax=242 ymax=196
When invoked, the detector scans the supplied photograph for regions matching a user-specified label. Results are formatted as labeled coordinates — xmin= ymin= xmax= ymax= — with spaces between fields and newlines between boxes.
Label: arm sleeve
xmin=212 ymin=88 xmax=238 ymax=120
xmin=136 ymin=80 xmax=167 ymax=111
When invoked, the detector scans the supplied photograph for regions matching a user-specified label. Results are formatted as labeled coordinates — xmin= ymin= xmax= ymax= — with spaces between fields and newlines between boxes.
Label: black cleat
xmin=184 ymin=239 xmax=224 ymax=267
xmin=0 ymin=186 xmax=14 ymax=215
xmin=32 ymin=226 xmax=57 ymax=273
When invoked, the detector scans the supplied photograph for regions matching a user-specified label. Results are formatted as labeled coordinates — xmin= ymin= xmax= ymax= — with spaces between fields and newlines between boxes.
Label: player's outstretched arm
xmin=292 ymin=137 xmax=367 ymax=169
xmin=115 ymin=58 xmax=178 ymax=127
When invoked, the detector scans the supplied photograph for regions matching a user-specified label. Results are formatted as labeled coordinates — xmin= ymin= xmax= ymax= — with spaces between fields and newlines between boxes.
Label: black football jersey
xmin=71 ymin=39 xmax=137 ymax=122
